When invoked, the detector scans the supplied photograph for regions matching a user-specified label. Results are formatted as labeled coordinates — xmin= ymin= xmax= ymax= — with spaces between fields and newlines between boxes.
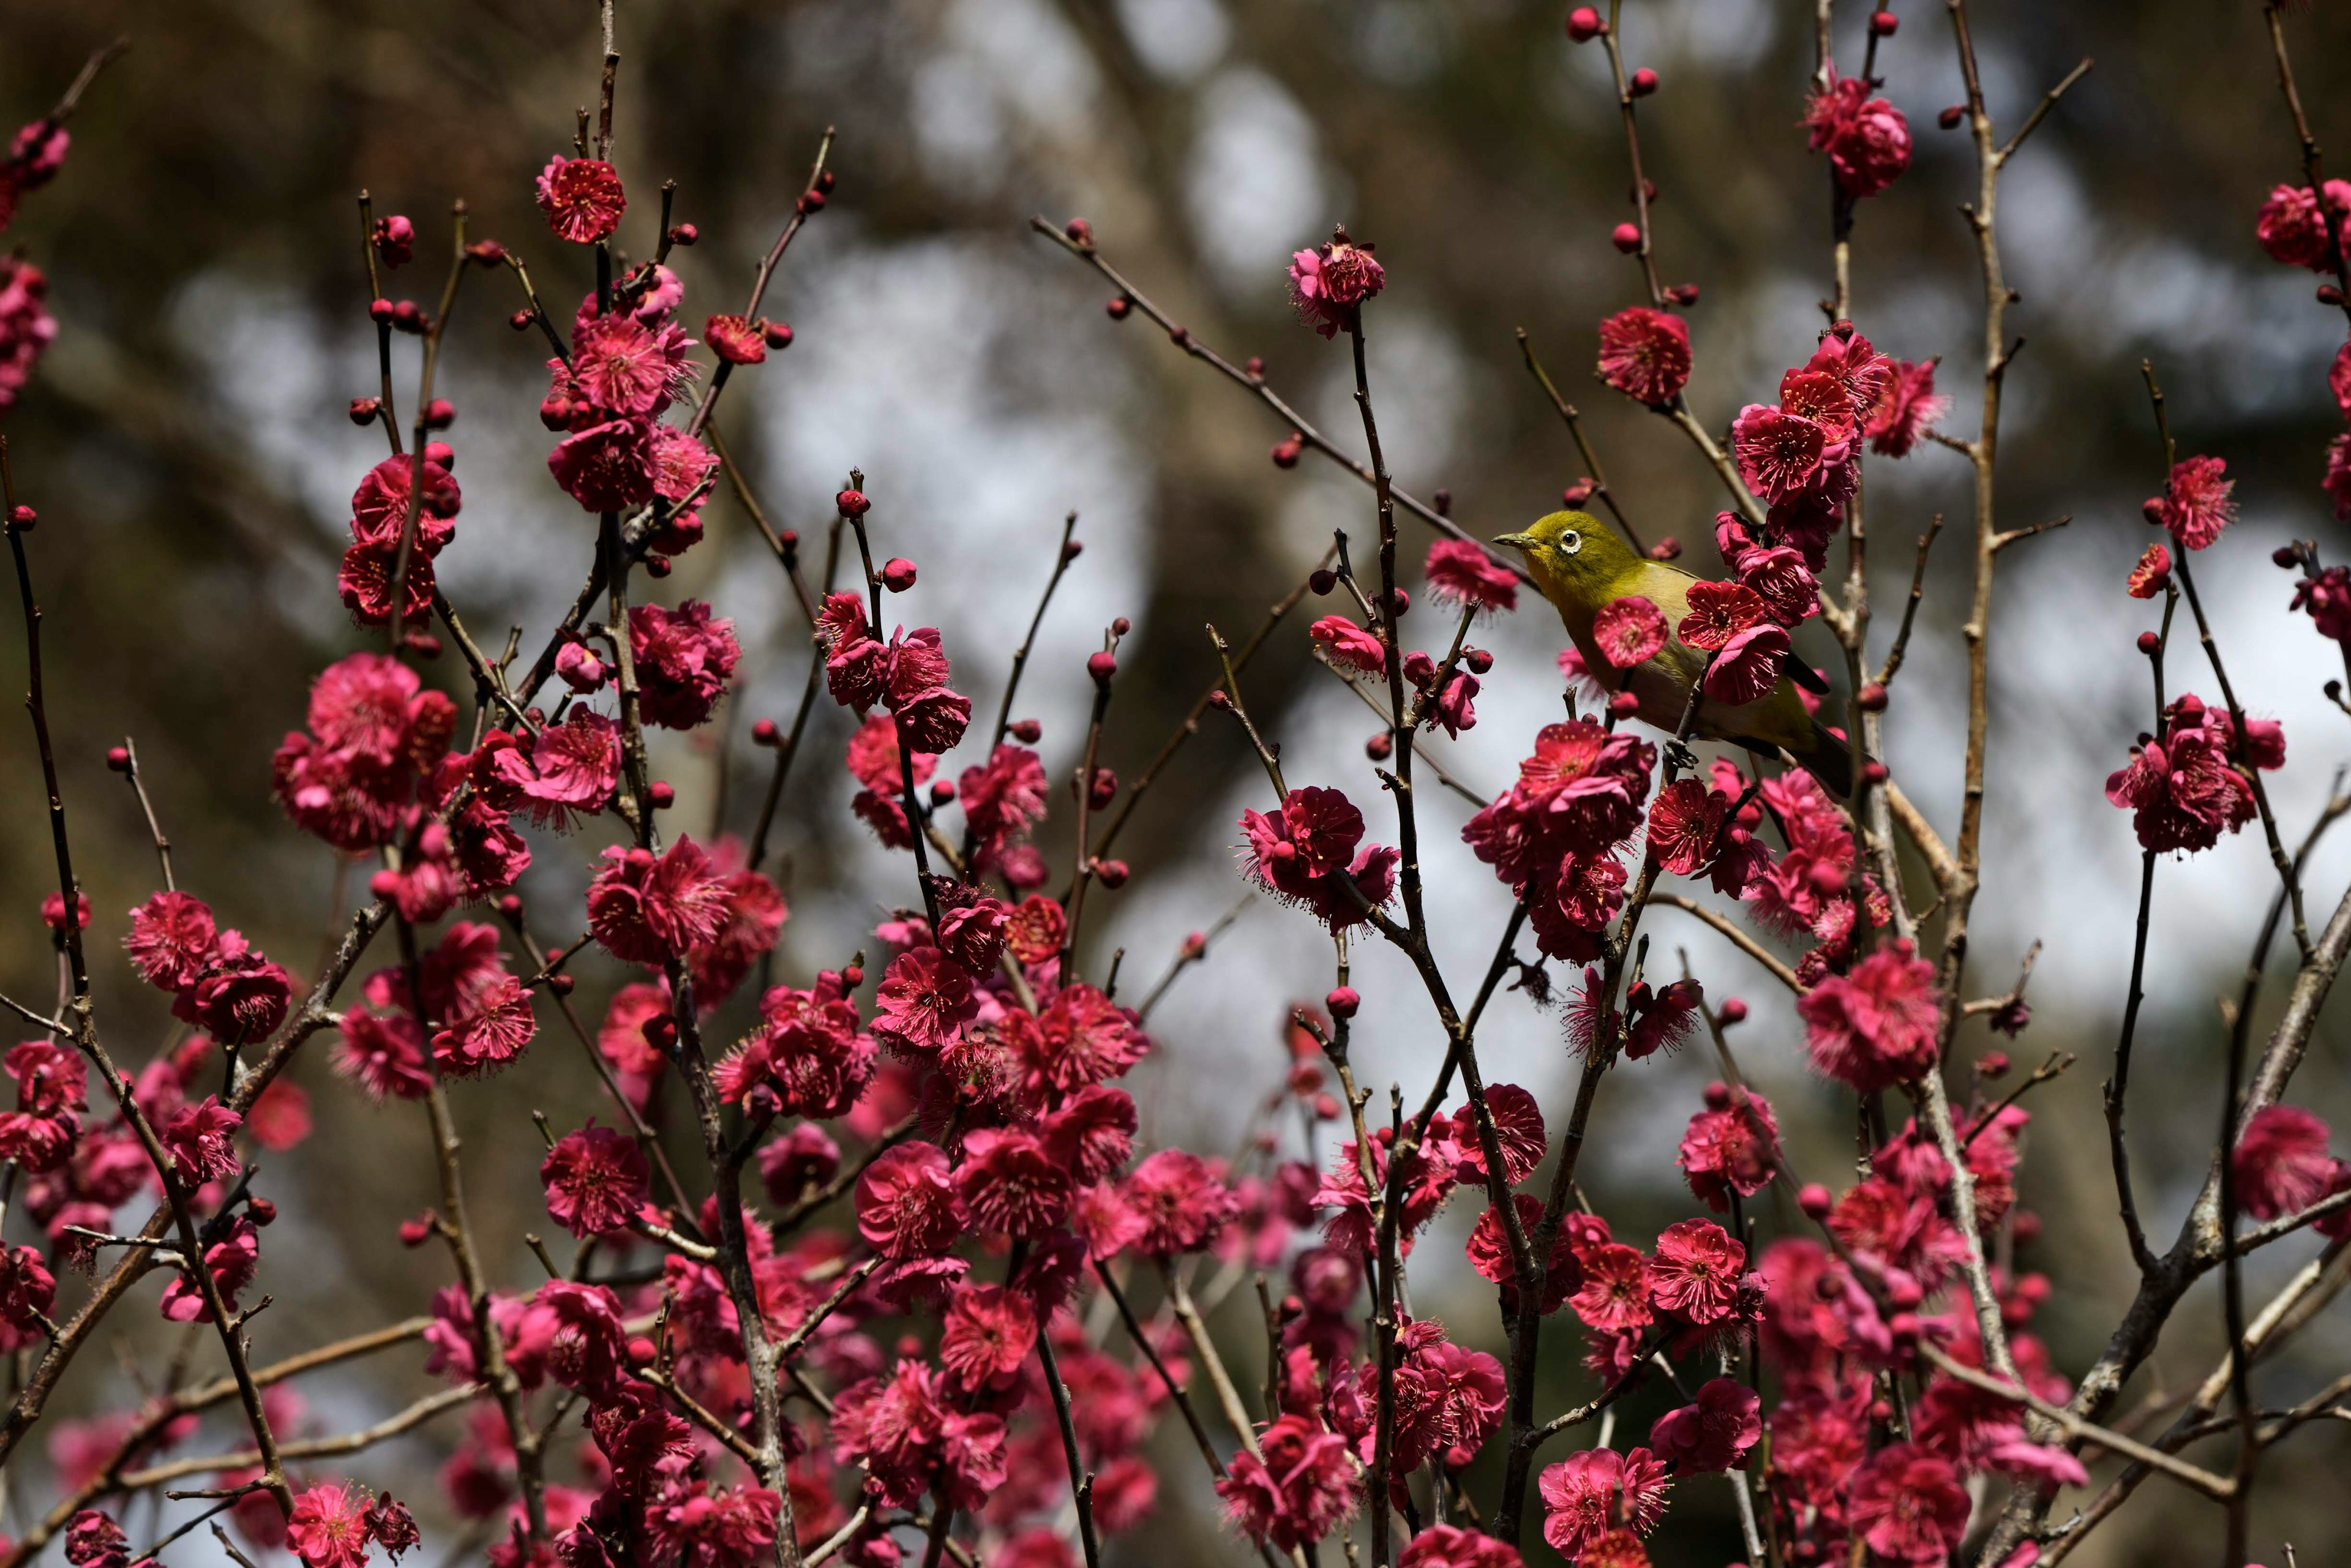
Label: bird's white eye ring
xmin=1561 ymin=530 xmax=1583 ymax=555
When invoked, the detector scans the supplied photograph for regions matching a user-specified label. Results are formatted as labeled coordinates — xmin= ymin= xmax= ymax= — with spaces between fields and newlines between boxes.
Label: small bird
xmin=1492 ymin=510 xmax=1851 ymax=796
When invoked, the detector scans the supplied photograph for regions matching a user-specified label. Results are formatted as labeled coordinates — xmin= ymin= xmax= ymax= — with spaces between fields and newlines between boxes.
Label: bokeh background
xmin=4 ymin=0 xmax=2351 ymax=1562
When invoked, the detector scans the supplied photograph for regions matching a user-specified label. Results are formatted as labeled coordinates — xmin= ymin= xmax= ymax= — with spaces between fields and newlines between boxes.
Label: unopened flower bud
xmin=2273 ymin=545 xmax=2303 ymax=569
xmin=1181 ymin=930 xmax=1207 ymax=958
xmin=1630 ymin=67 xmax=1659 ymax=97
xmin=2 ymin=503 xmax=31 ymax=534
xmin=423 ymin=398 xmax=456 ymax=429
xmin=424 ymin=441 xmax=456 ymax=470
xmin=1719 ymin=996 xmax=1749 ymax=1024
xmin=1938 ymin=104 xmax=1966 ymax=130
xmin=372 ymin=214 xmax=415 ymax=267
xmin=930 ymin=779 xmax=955 ymax=806
xmin=1010 ymin=718 xmax=1042 ymax=743
xmin=641 ymin=1013 xmax=678 ymax=1051
xmin=1647 ymin=536 xmax=1682 ymax=561
xmin=1168 ymin=323 xmax=1190 ymax=346
xmin=1314 ymin=1092 xmax=1341 ymax=1120
xmin=509 ymin=309 xmax=535 ymax=332
xmin=1464 ymin=647 xmax=1493 ymax=674
xmin=399 ymin=1214 xmax=435 ymax=1247
xmin=1862 ymin=760 xmax=1889 ymax=785
xmin=668 ymin=222 xmax=700 ymax=247
xmin=1244 ymin=355 xmax=1265 ymax=378
xmin=392 ymin=299 xmax=426 ymax=333
xmin=648 ymin=781 xmax=675 ymax=810
xmin=369 ymin=869 xmax=402 ymax=901
xmin=1857 ymin=681 xmax=1888 ymax=712
xmin=1565 ymin=6 xmax=1604 ymax=41
xmin=1386 ymin=587 xmax=1410 ymax=617
xmin=1562 ymin=480 xmax=1595 ymax=505
xmin=1797 ymin=1183 xmax=1832 ymax=1220
xmin=2137 ymin=630 xmax=2161 ymax=656
xmin=1309 ymin=568 xmax=1338 ymax=596
xmin=1885 ymin=1274 xmax=1924 ymax=1309
xmin=107 ymin=746 xmax=131 ymax=772
xmin=549 ymin=973 xmax=576 ymax=996
xmin=1064 ymin=217 xmax=1093 ymax=244
xmin=842 ymin=964 xmax=865 ymax=988
xmin=1106 ymin=295 xmax=1133 ymax=320
xmin=1869 ymin=1398 xmax=1897 ymax=1424
xmin=817 ymin=170 xmax=838 ymax=195
xmin=1607 ymin=691 xmax=1641 ymax=719
xmin=751 ymin=718 xmax=780 ymax=746
xmin=1433 ymin=487 xmax=1452 ymax=516
xmin=882 ymin=557 xmax=918 ymax=592
xmin=1611 ymin=222 xmax=1643 ymax=253
xmin=247 ymin=1196 xmax=278 ymax=1225
xmin=1207 ymin=689 xmax=1231 ymax=709
xmin=644 ymin=555 xmax=672 ymax=579
xmin=348 ymin=396 xmax=381 ymax=425
xmin=1087 ymin=650 xmax=1117 ymax=687
xmin=369 ymin=298 xmax=396 ymax=324
xmin=1869 ymin=9 xmax=1897 ymax=34
xmin=1092 ymin=857 xmax=1130 ymax=888
xmin=836 ymin=489 xmax=870 ymax=518
xmin=1365 ymin=731 xmax=1392 ymax=760
xmin=497 ymin=893 xmax=523 ymax=918
xmin=1665 ymin=282 xmax=1701 ymax=306
xmin=1271 ymin=436 xmax=1302 ymax=468
xmin=763 ymin=320 xmax=794 ymax=350
xmin=1326 ymin=985 xmax=1360 ymax=1019
xmin=2323 ymin=283 xmax=2346 ymax=306
xmin=1112 ymin=616 xmax=1131 ymax=637
xmin=797 ymin=189 xmax=827 ymax=215
xmin=466 ymin=239 xmax=508 ymax=265
xmin=628 ymin=1337 xmax=658 ymax=1367
xmin=1889 ymin=1313 xmax=1921 ymax=1345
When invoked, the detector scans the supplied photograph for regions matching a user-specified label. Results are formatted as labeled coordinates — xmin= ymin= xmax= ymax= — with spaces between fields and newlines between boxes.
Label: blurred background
xmin=4 ymin=0 xmax=2351 ymax=1562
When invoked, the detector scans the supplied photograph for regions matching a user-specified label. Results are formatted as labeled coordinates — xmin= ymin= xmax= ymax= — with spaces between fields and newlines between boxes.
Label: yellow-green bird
xmin=1492 ymin=510 xmax=1851 ymax=797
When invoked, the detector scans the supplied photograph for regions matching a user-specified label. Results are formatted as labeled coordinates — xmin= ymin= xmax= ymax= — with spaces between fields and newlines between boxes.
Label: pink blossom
xmin=548 ymin=416 xmax=656 ymax=511
xmin=286 ymin=1482 xmax=373 ymax=1568
xmin=1848 ymin=1444 xmax=1969 ymax=1565
xmin=2232 ymin=1104 xmax=2334 ymax=1220
xmin=540 ymin=1123 xmax=650 ymax=1237
xmin=160 ymin=1096 xmax=242 ymax=1185
xmin=1596 ymin=306 xmax=1692 ymax=406
xmin=520 ymin=710 xmax=622 ymax=828
xmin=0 ymin=258 xmax=58 ymax=411
xmin=2255 ymin=180 xmax=2351 ymax=269
xmin=1215 ymin=1414 xmax=1357 ymax=1548
xmin=1649 ymin=1376 xmax=1761 ymax=1472
xmin=348 ymin=454 xmax=460 ymax=555
xmin=704 ymin=314 xmax=766 ymax=365
xmin=587 ymin=839 xmax=732 ymax=964
xmin=535 ymin=156 xmax=626 ymax=244
xmin=871 ymin=946 xmax=978 ymax=1056
xmin=2149 ymin=455 xmax=2236 ymax=550
xmin=955 ymin=1128 xmax=1071 ymax=1237
xmin=1731 ymin=403 xmax=1828 ymax=505
xmin=1867 ymin=358 xmax=1950 ymax=457
xmin=159 ymin=1218 xmax=259 ymax=1323
xmin=1424 ymin=537 xmax=1520 ymax=613
xmin=1805 ymin=72 xmax=1912 ymax=197
xmin=2128 ymin=542 xmax=2172 ymax=599
xmin=1676 ymin=579 xmax=1768 ymax=652
xmin=1537 ymin=1446 xmax=1670 ymax=1559
xmin=1287 ymin=233 xmax=1385 ymax=338
xmin=124 ymin=890 xmax=221 ymax=992
xmin=630 ymin=600 xmax=741 ymax=729
xmin=1310 ymin=615 xmax=1387 ymax=675
xmin=1798 ymin=939 xmax=1942 ymax=1091
xmin=1592 ymin=595 xmax=1666 ymax=668
xmin=1124 ymin=1149 xmax=1240 ymax=1256
xmin=1702 ymin=621 xmax=1791 ymax=707
xmin=1649 ymin=1217 xmax=1745 ymax=1324
xmin=1401 ymin=1527 xmax=1523 ymax=1568
xmin=570 ymin=315 xmax=694 ymax=417
xmin=856 ymin=1143 xmax=964 ymax=1259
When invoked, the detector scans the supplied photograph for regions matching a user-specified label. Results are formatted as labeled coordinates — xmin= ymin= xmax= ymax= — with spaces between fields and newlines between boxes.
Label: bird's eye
xmin=1561 ymin=530 xmax=1583 ymax=555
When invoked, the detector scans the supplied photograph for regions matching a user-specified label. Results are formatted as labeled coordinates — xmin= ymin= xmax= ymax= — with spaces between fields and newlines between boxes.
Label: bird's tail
xmin=1798 ymin=719 xmax=1857 ymax=799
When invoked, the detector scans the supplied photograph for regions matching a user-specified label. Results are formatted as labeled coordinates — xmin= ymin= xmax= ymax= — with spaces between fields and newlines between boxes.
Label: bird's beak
xmin=1491 ymin=532 xmax=1538 ymax=550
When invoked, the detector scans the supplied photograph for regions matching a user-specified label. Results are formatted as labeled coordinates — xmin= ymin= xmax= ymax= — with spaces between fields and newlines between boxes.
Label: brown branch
xmin=1513 ymin=329 xmax=1642 ymax=552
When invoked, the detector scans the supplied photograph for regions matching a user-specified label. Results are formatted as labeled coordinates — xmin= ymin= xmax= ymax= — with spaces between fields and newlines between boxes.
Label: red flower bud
xmin=399 ymin=1214 xmax=435 ymax=1247
xmin=498 ymin=894 xmax=523 ymax=917
xmin=1244 ymin=355 xmax=1265 ymax=378
xmin=509 ymin=309 xmax=535 ymax=331
xmin=751 ymin=718 xmax=780 ymax=746
xmin=348 ymin=396 xmax=381 ymax=425
xmin=882 ymin=558 xmax=918 ymax=592
xmin=763 ymin=320 xmax=795 ymax=350
xmin=1607 ymin=691 xmax=1641 ymax=719
xmin=1611 ymin=222 xmax=1643 ymax=253
xmin=1938 ymin=105 xmax=1967 ymax=130
xmin=1314 ymin=1092 xmax=1341 ymax=1120
xmin=1432 ymin=486 xmax=1452 ymax=516
xmin=1181 ymin=929 xmax=1207 ymax=958
xmin=1326 ymin=986 xmax=1360 ymax=1019
xmin=1666 ymin=282 xmax=1701 ymax=306
xmin=1010 ymin=718 xmax=1042 ymax=743
xmin=4 ymin=505 xmax=31 ymax=534
xmin=1064 ymin=217 xmax=1093 ymax=244
xmin=1861 ymin=760 xmax=1889 ymax=785
xmin=668 ymin=222 xmax=700 ymax=247
xmin=466 ymin=239 xmax=508 ymax=265
xmin=1309 ymin=568 xmax=1338 ymax=596
xmin=369 ymin=298 xmax=395 ymax=323
xmin=106 ymin=746 xmax=130 ymax=772
xmin=1112 ymin=615 xmax=1131 ymax=637
xmin=1271 ymin=437 xmax=1303 ymax=469
xmin=797 ymin=189 xmax=827 ymax=215
xmin=1464 ymin=647 xmax=1493 ymax=674
xmin=1092 ymin=857 xmax=1130 ymax=888
xmin=1168 ymin=324 xmax=1190 ymax=346
xmin=1566 ymin=6 xmax=1604 ymax=41
xmin=1365 ymin=731 xmax=1393 ymax=760
xmin=1087 ymin=650 xmax=1117 ymax=687
xmin=1106 ymin=295 xmax=1132 ymax=320
xmin=1797 ymin=1183 xmax=1832 ymax=1220
xmin=247 ymin=1196 xmax=278 ymax=1225
xmin=842 ymin=964 xmax=864 ymax=988
xmin=1869 ymin=9 xmax=1897 ymax=34
xmin=2137 ymin=630 xmax=2161 ymax=655
xmin=1647 ymin=536 xmax=1682 ymax=561
xmin=648 ymin=781 xmax=675 ymax=810
xmin=836 ymin=489 xmax=871 ymax=518
xmin=1562 ymin=480 xmax=1595 ymax=505
xmin=1387 ymin=587 xmax=1410 ymax=617
xmin=817 ymin=170 xmax=837 ymax=194
xmin=425 ymin=440 xmax=455 ymax=467
xmin=1978 ymin=1051 xmax=2012 ymax=1079
xmin=2323 ymin=283 xmax=2347 ymax=306
xmin=1063 ymin=538 xmax=1085 ymax=561
xmin=549 ymin=973 xmax=576 ymax=996
xmin=1718 ymin=996 xmax=1749 ymax=1024
xmin=641 ymin=1013 xmax=678 ymax=1051
xmin=1630 ymin=67 xmax=1660 ymax=97
xmin=1857 ymin=681 xmax=1889 ymax=712
xmin=423 ymin=398 xmax=456 ymax=429
xmin=930 ymin=779 xmax=955 ymax=805
xmin=392 ymin=299 xmax=426 ymax=333
xmin=2274 ymin=545 xmax=2303 ymax=568
xmin=643 ymin=556 xmax=672 ymax=579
